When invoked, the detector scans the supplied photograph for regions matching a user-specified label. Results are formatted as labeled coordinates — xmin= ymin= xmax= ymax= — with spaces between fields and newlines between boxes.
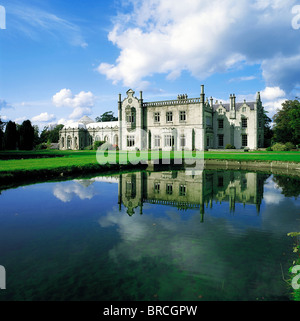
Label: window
xmin=218 ymin=134 xmax=224 ymax=147
xmin=218 ymin=108 xmax=223 ymax=114
xmin=179 ymin=185 xmax=186 ymax=196
xmin=126 ymin=113 xmax=135 ymax=123
xmin=127 ymin=135 xmax=135 ymax=147
xmin=179 ymin=111 xmax=186 ymax=122
xmin=154 ymin=135 xmax=161 ymax=147
xmin=242 ymin=118 xmax=247 ymax=128
xmin=242 ymin=107 xmax=246 ymax=112
xmin=180 ymin=134 xmax=186 ymax=147
xmin=61 ymin=137 xmax=64 ymax=148
xmin=207 ymin=136 xmax=210 ymax=147
xmin=258 ymin=120 xmax=262 ymax=128
xmin=218 ymin=119 xmax=224 ymax=129
xmin=154 ymin=182 xmax=160 ymax=193
xmin=154 ymin=112 xmax=160 ymax=123
xmin=164 ymin=135 xmax=174 ymax=147
xmin=242 ymin=134 xmax=247 ymax=147
xmin=166 ymin=111 xmax=173 ymax=122
xmin=166 ymin=184 xmax=173 ymax=195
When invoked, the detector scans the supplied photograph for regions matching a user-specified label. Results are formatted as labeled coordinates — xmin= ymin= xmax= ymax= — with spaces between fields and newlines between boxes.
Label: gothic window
xmin=154 ymin=182 xmax=160 ymax=193
xmin=61 ymin=137 xmax=64 ymax=148
xmin=242 ymin=118 xmax=248 ymax=128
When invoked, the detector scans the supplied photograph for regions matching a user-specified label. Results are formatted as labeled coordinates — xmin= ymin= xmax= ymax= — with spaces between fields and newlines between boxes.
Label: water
xmin=0 ymin=169 xmax=299 ymax=301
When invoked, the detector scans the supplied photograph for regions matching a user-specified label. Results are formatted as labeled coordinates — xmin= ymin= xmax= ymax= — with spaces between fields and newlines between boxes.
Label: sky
xmin=0 ymin=0 xmax=300 ymax=130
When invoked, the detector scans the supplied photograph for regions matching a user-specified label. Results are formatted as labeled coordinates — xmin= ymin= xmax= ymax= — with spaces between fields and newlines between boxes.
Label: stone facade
xmin=59 ymin=85 xmax=264 ymax=151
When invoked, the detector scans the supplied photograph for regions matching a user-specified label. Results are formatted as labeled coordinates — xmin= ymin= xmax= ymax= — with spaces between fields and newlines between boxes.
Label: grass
xmin=1 ymin=149 xmax=300 ymax=173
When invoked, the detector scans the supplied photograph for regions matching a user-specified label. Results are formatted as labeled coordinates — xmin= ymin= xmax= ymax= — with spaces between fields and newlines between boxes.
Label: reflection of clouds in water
xmin=99 ymin=207 xmax=225 ymax=281
xmin=53 ymin=180 xmax=97 ymax=202
xmin=263 ymin=176 xmax=284 ymax=205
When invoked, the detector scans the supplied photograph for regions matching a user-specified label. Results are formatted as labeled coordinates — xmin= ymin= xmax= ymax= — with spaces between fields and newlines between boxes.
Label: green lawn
xmin=0 ymin=149 xmax=300 ymax=173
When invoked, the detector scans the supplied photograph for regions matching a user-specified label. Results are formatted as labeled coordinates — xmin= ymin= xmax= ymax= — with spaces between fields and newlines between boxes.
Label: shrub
xmin=285 ymin=142 xmax=296 ymax=151
xmin=266 ymin=146 xmax=272 ymax=151
xmin=35 ymin=143 xmax=49 ymax=150
xmin=84 ymin=145 xmax=93 ymax=150
xmin=271 ymin=143 xmax=288 ymax=151
xmin=93 ymin=141 xmax=105 ymax=150
xmin=225 ymin=144 xmax=236 ymax=149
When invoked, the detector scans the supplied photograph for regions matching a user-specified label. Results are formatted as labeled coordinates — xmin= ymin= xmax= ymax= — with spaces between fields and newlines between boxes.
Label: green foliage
xmin=93 ymin=141 xmax=106 ymax=150
xmin=263 ymin=110 xmax=273 ymax=147
xmin=271 ymin=142 xmax=288 ymax=151
xmin=35 ymin=142 xmax=50 ymax=150
xmin=273 ymin=99 xmax=300 ymax=145
xmin=19 ymin=120 xmax=35 ymax=150
xmin=4 ymin=121 xmax=18 ymax=150
xmin=266 ymin=146 xmax=272 ymax=151
xmin=225 ymin=144 xmax=235 ymax=149
xmin=0 ymin=117 xmax=5 ymax=150
xmin=285 ymin=142 xmax=296 ymax=151
xmin=95 ymin=111 xmax=118 ymax=122
xmin=40 ymin=124 xmax=64 ymax=144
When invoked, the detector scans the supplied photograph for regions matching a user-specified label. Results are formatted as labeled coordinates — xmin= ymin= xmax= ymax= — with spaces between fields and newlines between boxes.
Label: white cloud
xmin=260 ymin=86 xmax=286 ymax=115
xmin=14 ymin=117 xmax=27 ymax=124
xmin=32 ymin=112 xmax=56 ymax=122
xmin=260 ymin=87 xmax=286 ymax=101
xmin=53 ymin=181 xmax=97 ymax=203
xmin=98 ymin=0 xmax=300 ymax=92
xmin=52 ymin=89 xmax=95 ymax=120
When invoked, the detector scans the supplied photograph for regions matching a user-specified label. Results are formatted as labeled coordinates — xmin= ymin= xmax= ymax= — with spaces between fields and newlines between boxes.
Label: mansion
xmin=59 ymin=85 xmax=265 ymax=151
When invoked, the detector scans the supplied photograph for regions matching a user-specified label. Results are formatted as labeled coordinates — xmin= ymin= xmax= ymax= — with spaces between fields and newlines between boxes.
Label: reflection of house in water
xmin=118 ymin=171 xmax=267 ymax=220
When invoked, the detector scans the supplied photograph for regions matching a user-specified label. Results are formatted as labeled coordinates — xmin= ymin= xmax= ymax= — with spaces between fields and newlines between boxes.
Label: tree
xmin=4 ymin=121 xmax=18 ymax=150
xmin=40 ymin=124 xmax=64 ymax=143
xmin=263 ymin=110 xmax=273 ymax=147
xmin=96 ymin=111 xmax=118 ymax=122
xmin=19 ymin=120 xmax=35 ymax=150
xmin=0 ymin=118 xmax=5 ymax=150
xmin=272 ymin=99 xmax=300 ymax=145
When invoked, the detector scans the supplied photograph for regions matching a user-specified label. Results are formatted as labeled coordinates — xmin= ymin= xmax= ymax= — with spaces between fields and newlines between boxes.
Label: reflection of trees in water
xmin=273 ymin=175 xmax=300 ymax=198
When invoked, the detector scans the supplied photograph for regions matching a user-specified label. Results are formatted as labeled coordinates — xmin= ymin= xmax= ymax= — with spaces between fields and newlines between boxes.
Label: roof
xmin=86 ymin=121 xmax=118 ymax=129
xmin=212 ymin=102 xmax=255 ymax=112
xmin=63 ymin=122 xmax=86 ymax=129
xmin=78 ymin=115 xmax=94 ymax=124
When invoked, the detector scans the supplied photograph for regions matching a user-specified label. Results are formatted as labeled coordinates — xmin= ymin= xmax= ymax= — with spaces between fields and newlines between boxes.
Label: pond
xmin=0 ymin=169 xmax=299 ymax=301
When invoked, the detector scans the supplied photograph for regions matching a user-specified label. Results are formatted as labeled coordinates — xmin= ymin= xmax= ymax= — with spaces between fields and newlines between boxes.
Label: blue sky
xmin=0 ymin=0 xmax=300 ymax=129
